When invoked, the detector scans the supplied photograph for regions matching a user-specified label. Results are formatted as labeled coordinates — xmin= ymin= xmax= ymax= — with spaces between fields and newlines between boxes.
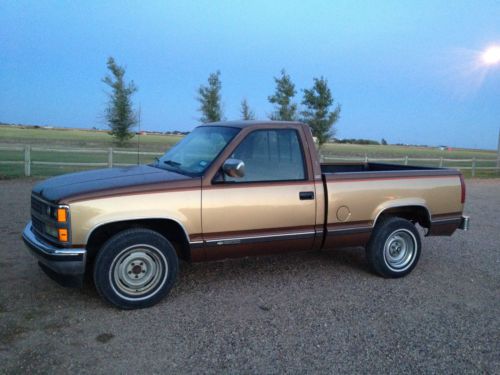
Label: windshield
xmin=156 ymin=126 xmax=239 ymax=175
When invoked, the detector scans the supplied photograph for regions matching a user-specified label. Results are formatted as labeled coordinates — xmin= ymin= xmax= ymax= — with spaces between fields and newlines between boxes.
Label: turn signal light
xmin=58 ymin=228 xmax=68 ymax=242
xmin=57 ymin=208 xmax=68 ymax=222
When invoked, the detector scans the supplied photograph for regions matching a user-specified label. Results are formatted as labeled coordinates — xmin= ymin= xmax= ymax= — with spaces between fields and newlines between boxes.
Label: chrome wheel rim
xmin=110 ymin=244 xmax=168 ymax=300
xmin=383 ymin=229 xmax=417 ymax=272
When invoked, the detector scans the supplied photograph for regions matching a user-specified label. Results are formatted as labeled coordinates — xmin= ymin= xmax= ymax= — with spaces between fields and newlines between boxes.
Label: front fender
xmin=68 ymin=190 xmax=201 ymax=246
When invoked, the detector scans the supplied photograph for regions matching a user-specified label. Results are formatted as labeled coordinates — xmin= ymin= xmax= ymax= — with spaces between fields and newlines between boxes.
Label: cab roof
xmin=198 ymin=120 xmax=305 ymax=128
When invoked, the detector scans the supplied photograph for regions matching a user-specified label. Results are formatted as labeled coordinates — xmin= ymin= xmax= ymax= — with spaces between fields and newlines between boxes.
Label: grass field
xmin=0 ymin=125 xmax=182 ymax=150
xmin=0 ymin=125 xmax=498 ymax=178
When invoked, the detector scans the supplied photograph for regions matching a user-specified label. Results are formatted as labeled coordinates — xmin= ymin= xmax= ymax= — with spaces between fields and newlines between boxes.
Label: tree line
xmin=103 ymin=57 xmax=341 ymax=147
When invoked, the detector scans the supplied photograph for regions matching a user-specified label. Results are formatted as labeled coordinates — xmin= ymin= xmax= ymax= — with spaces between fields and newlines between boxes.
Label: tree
xmin=102 ymin=57 xmax=137 ymax=146
xmin=301 ymin=77 xmax=341 ymax=146
xmin=197 ymin=71 xmax=223 ymax=123
xmin=381 ymin=138 xmax=388 ymax=145
xmin=268 ymin=69 xmax=297 ymax=121
xmin=240 ymin=98 xmax=255 ymax=120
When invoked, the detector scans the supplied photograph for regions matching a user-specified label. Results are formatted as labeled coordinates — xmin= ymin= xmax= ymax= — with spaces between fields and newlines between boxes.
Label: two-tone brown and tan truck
xmin=23 ymin=121 xmax=469 ymax=309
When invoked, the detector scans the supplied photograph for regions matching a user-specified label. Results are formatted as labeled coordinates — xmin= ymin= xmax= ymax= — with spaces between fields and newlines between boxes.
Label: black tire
xmin=93 ymin=228 xmax=178 ymax=309
xmin=366 ymin=217 xmax=421 ymax=278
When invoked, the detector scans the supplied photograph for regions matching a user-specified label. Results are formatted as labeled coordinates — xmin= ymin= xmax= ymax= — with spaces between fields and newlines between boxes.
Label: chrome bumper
xmin=459 ymin=216 xmax=470 ymax=231
xmin=22 ymin=222 xmax=86 ymax=277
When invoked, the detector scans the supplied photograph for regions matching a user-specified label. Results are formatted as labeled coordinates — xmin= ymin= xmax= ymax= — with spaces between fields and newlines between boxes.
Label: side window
xmin=226 ymin=129 xmax=306 ymax=182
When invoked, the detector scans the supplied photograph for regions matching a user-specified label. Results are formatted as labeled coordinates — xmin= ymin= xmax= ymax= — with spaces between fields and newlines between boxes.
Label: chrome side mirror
xmin=223 ymin=158 xmax=245 ymax=178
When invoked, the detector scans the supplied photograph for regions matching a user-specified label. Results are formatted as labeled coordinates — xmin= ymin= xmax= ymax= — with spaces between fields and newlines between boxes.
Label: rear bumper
xmin=459 ymin=215 xmax=470 ymax=231
xmin=22 ymin=222 xmax=86 ymax=284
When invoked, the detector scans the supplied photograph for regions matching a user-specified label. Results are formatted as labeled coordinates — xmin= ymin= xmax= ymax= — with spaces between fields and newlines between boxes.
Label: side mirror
xmin=223 ymin=158 xmax=245 ymax=178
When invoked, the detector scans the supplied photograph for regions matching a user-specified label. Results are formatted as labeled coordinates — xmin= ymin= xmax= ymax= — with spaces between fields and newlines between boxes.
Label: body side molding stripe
xmin=191 ymin=231 xmax=316 ymax=247
xmin=327 ymin=226 xmax=373 ymax=235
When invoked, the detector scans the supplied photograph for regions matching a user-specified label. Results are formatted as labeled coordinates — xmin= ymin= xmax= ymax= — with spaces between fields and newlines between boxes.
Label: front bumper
xmin=459 ymin=215 xmax=470 ymax=231
xmin=22 ymin=222 xmax=86 ymax=284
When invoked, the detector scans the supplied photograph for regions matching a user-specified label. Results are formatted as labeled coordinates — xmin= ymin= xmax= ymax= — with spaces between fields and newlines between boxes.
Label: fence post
xmin=439 ymin=157 xmax=443 ymax=168
xmin=24 ymin=145 xmax=31 ymax=177
xmin=471 ymin=157 xmax=476 ymax=178
xmin=497 ymin=129 xmax=500 ymax=174
xmin=108 ymin=147 xmax=113 ymax=168
xmin=404 ymin=156 xmax=408 ymax=165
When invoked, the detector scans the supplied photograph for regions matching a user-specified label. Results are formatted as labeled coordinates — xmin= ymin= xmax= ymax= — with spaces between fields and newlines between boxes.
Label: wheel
xmin=93 ymin=228 xmax=178 ymax=309
xmin=366 ymin=217 xmax=421 ymax=278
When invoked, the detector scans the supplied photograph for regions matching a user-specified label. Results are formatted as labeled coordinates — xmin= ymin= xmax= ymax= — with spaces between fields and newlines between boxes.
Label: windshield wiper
xmin=159 ymin=159 xmax=192 ymax=176
xmin=163 ymin=159 xmax=181 ymax=167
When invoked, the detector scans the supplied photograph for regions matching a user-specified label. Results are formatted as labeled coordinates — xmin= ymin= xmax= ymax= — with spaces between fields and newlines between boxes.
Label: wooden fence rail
xmin=322 ymin=155 xmax=499 ymax=177
xmin=0 ymin=145 xmax=498 ymax=177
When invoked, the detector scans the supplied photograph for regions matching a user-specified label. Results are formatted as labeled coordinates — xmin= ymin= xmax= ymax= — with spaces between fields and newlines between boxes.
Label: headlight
xmin=45 ymin=224 xmax=58 ymax=238
xmin=45 ymin=225 xmax=68 ymax=242
xmin=44 ymin=205 xmax=68 ymax=222
xmin=44 ymin=205 xmax=69 ymax=242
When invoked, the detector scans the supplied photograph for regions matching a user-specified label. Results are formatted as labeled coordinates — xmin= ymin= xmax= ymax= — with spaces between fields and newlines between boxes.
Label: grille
xmin=31 ymin=195 xmax=45 ymax=215
xmin=31 ymin=194 xmax=51 ymax=240
xmin=32 ymin=216 xmax=45 ymax=235
xmin=30 ymin=194 xmax=69 ymax=245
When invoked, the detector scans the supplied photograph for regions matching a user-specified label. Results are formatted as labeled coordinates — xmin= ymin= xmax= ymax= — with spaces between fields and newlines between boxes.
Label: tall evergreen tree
xmin=102 ymin=57 xmax=138 ymax=146
xmin=197 ymin=71 xmax=223 ymax=123
xmin=240 ymin=98 xmax=255 ymax=120
xmin=301 ymin=77 xmax=341 ymax=146
xmin=268 ymin=69 xmax=297 ymax=121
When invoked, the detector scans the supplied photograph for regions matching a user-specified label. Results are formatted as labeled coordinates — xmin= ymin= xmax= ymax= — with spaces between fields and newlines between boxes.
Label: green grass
xmin=320 ymin=142 xmax=496 ymax=160
xmin=0 ymin=125 xmax=181 ymax=151
xmin=0 ymin=125 xmax=498 ymax=179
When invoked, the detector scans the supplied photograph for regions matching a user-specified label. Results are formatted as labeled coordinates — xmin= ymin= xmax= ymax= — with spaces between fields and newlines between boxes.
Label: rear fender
xmin=372 ymin=199 xmax=430 ymax=227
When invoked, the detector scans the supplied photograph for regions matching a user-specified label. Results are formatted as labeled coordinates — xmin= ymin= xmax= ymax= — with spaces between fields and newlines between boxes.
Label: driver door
xmin=201 ymin=128 xmax=317 ymax=260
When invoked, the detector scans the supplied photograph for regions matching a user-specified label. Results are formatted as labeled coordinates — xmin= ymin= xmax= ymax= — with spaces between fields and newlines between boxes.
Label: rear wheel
xmin=366 ymin=217 xmax=421 ymax=278
xmin=93 ymin=228 xmax=178 ymax=309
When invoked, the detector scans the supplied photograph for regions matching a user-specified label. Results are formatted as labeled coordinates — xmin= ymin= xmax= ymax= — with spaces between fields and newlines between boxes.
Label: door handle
xmin=299 ymin=191 xmax=315 ymax=200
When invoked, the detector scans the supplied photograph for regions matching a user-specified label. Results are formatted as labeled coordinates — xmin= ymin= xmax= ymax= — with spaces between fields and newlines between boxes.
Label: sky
xmin=1 ymin=0 xmax=499 ymax=149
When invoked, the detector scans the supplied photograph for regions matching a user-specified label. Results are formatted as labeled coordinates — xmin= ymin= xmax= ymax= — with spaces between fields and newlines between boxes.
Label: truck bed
xmin=319 ymin=162 xmax=463 ymax=250
xmin=320 ymin=162 xmax=451 ymax=175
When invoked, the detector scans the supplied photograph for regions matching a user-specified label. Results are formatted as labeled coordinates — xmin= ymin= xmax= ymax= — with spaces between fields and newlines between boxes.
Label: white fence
xmin=0 ymin=145 xmax=499 ymax=177
xmin=322 ymin=155 xmax=500 ymax=177
xmin=0 ymin=145 xmax=163 ymax=177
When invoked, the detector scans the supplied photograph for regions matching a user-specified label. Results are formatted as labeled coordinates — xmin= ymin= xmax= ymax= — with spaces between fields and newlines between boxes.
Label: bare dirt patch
xmin=0 ymin=179 xmax=499 ymax=373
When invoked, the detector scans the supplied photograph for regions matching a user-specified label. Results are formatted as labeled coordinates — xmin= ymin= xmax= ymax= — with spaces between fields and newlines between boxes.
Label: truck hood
xmin=33 ymin=165 xmax=200 ymax=203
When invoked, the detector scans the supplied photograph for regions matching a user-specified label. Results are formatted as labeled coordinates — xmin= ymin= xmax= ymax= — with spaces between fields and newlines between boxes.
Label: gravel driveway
xmin=0 ymin=179 xmax=498 ymax=374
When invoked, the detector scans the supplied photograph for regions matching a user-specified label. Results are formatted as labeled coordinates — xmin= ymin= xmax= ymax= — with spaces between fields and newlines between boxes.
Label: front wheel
xmin=366 ymin=217 xmax=421 ymax=278
xmin=93 ymin=228 xmax=178 ymax=309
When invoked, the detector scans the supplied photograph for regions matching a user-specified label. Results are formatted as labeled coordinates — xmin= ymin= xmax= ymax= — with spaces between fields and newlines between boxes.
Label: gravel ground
xmin=0 ymin=179 xmax=499 ymax=374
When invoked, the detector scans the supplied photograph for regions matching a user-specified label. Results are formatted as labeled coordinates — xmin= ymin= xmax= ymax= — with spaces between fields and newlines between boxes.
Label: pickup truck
xmin=22 ymin=121 xmax=469 ymax=309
